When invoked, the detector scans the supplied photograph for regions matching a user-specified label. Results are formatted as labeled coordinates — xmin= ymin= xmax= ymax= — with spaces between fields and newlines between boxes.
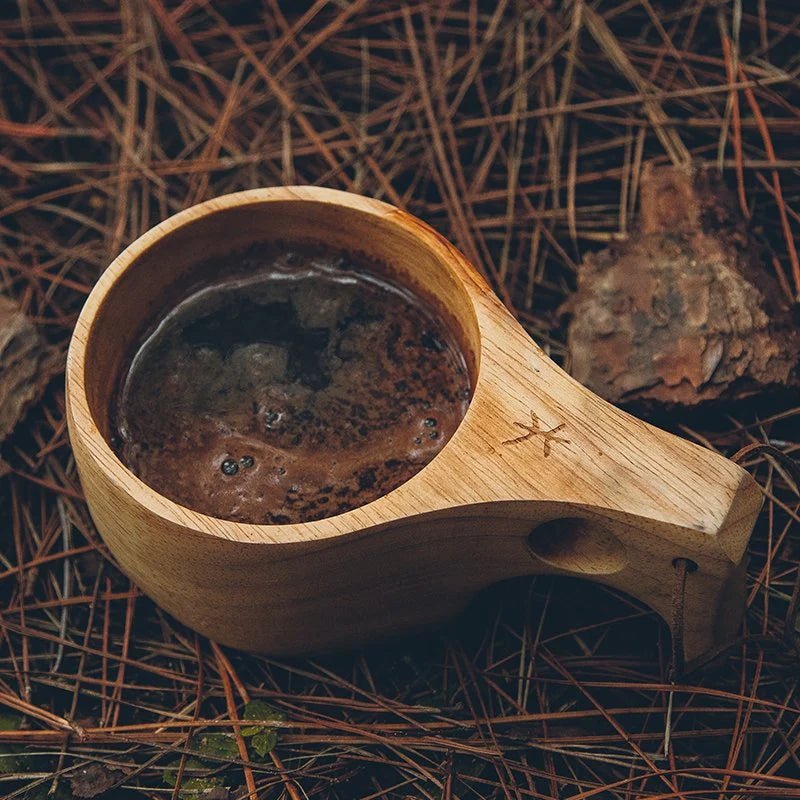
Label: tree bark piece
xmin=0 ymin=294 xmax=45 ymax=443
xmin=564 ymin=164 xmax=799 ymax=406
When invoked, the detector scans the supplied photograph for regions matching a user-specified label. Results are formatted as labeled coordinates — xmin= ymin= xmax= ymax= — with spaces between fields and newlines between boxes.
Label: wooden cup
xmin=66 ymin=187 xmax=762 ymax=662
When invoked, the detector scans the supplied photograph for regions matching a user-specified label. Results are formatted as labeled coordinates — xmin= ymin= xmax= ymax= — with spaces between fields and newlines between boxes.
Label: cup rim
xmin=66 ymin=186 xmax=489 ymax=544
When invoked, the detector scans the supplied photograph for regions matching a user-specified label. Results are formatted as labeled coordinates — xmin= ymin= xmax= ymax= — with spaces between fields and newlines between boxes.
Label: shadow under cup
xmin=82 ymin=198 xmax=482 ymax=525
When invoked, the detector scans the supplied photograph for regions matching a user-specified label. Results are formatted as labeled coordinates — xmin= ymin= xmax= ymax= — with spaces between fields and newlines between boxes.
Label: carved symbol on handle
xmin=502 ymin=410 xmax=569 ymax=457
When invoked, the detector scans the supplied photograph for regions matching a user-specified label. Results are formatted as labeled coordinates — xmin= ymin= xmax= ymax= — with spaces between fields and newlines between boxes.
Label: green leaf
xmin=0 ymin=748 xmax=21 ymax=774
xmin=240 ymin=700 xmax=284 ymax=757
xmin=251 ymin=729 xmax=278 ymax=758
xmin=243 ymin=700 xmax=285 ymax=723
xmin=0 ymin=714 xmax=22 ymax=731
xmin=196 ymin=733 xmax=239 ymax=759
xmin=163 ymin=757 xmax=208 ymax=787
xmin=180 ymin=776 xmax=225 ymax=795
xmin=241 ymin=700 xmax=285 ymax=737
xmin=163 ymin=756 xmax=228 ymax=796
xmin=163 ymin=740 xmax=237 ymax=796
xmin=0 ymin=716 xmax=24 ymax=775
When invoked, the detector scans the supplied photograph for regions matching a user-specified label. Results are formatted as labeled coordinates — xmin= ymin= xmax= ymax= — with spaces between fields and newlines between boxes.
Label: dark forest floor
xmin=1 ymin=2 xmax=800 ymax=798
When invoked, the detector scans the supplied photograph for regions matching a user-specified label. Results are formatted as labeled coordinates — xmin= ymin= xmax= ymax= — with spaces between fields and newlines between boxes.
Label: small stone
xmin=423 ymin=417 xmax=437 ymax=427
xmin=239 ymin=455 xmax=255 ymax=468
xmin=221 ymin=458 xmax=239 ymax=476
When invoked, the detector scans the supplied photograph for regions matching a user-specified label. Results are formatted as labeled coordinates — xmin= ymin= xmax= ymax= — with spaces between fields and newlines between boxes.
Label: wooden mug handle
xmin=413 ymin=291 xmax=763 ymax=664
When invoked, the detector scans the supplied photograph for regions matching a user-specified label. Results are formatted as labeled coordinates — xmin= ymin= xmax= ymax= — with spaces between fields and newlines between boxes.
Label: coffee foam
xmin=112 ymin=242 xmax=471 ymax=524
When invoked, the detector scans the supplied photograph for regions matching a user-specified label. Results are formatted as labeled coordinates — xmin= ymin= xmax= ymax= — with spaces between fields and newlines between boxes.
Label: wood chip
xmin=564 ymin=164 xmax=800 ymax=406
xmin=0 ymin=294 xmax=45 ymax=442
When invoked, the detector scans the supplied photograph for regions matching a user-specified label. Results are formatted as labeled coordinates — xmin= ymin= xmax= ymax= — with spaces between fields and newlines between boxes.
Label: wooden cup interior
xmin=82 ymin=198 xmax=482 ymax=463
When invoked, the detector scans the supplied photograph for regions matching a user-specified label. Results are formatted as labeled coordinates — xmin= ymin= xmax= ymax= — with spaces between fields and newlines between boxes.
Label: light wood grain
xmin=66 ymin=186 xmax=762 ymax=663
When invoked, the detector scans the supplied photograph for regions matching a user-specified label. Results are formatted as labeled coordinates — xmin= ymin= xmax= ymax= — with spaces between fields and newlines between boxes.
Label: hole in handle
xmin=527 ymin=518 xmax=628 ymax=575
xmin=672 ymin=557 xmax=699 ymax=573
